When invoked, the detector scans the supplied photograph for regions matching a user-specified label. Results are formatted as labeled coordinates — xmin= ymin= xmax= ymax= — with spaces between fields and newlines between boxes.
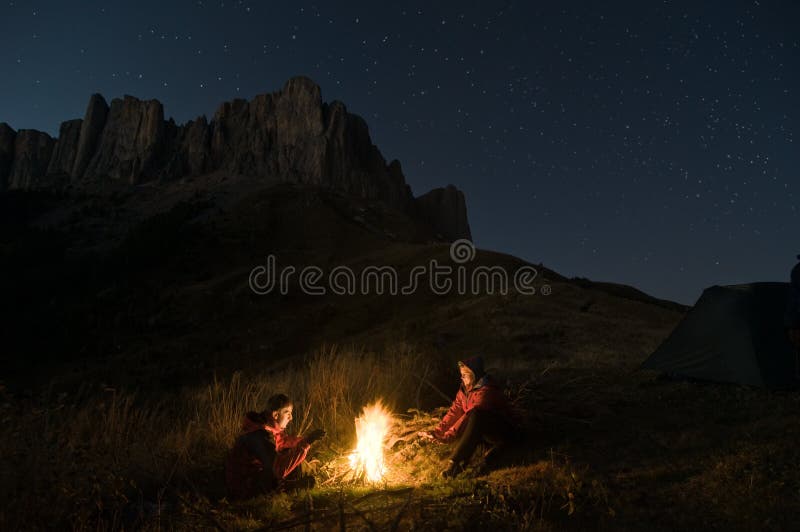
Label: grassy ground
xmin=3 ymin=343 xmax=799 ymax=531
xmin=2 ymin=183 xmax=797 ymax=530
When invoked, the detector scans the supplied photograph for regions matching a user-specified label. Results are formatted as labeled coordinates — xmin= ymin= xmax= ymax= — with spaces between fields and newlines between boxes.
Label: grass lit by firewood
xmin=3 ymin=343 xmax=800 ymax=530
xmin=0 ymin=344 xmax=611 ymax=530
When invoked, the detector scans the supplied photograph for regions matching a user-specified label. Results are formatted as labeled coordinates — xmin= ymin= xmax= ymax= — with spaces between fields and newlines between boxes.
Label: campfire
xmin=348 ymin=400 xmax=394 ymax=483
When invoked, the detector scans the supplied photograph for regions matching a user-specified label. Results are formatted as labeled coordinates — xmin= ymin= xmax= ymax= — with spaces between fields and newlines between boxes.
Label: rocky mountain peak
xmin=0 ymin=76 xmax=471 ymax=241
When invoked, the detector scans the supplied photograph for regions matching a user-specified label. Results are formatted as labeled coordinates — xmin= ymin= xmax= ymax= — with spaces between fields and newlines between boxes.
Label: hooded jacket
xmin=432 ymin=357 xmax=518 ymax=443
xmin=224 ymin=411 xmax=310 ymax=499
xmin=224 ymin=412 xmax=278 ymax=500
xmin=264 ymin=421 xmax=311 ymax=479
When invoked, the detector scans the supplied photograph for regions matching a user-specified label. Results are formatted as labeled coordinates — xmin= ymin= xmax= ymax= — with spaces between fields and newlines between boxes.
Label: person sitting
xmin=225 ymin=393 xmax=325 ymax=499
xmin=420 ymin=356 xmax=520 ymax=478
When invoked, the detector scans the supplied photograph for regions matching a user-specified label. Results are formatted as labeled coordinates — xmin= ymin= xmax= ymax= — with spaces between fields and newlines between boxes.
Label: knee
xmin=469 ymin=409 xmax=492 ymax=426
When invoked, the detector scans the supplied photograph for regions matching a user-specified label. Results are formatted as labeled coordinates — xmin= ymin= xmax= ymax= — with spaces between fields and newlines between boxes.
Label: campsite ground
xmin=2 ymin=183 xmax=799 ymax=530
xmin=194 ymin=365 xmax=800 ymax=531
xmin=5 ymin=347 xmax=799 ymax=530
xmin=231 ymin=365 xmax=800 ymax=531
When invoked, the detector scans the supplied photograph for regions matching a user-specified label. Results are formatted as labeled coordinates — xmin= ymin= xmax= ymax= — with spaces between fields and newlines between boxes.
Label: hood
xmin=263 ymin=422 xmax=282 ymax=437
xmin=241 ymin=411 xmax=269 ymax=434
xmin=459 ymin=355 xmax=485 ymax=381
xmin=471 ymin=373 xmax=498 ymax=391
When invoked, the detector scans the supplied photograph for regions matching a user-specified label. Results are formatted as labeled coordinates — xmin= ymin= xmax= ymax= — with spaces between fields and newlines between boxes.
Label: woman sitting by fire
xmin=225 ymin=393 xmax=326 ymax=499
xmin=420 ymin=356 xmax=521 ymax=478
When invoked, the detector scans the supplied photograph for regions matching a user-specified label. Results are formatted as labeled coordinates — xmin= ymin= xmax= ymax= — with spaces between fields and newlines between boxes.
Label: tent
xmin=641 ymin=282 xmax=799 ymax=388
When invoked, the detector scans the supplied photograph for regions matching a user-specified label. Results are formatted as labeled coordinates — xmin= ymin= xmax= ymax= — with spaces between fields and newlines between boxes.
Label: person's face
xmin=460 ymin=366 xmax=476 ymax=390
xmin=272 ymin=405 xmax=293 ymax=429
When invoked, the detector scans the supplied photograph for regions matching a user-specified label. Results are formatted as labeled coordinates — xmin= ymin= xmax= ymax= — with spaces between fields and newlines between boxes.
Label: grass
xmin=0 ymin=343 xmax=618 ymax=530
xmin=5 ymin=171 xmax=798 ymax=530
xmin=4 ymin=337 xmax=800 ymax=530
xmin=0 ymin=344 xmax=443 ymax=529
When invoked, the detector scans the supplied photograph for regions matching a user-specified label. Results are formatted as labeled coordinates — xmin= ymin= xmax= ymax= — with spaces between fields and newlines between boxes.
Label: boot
xmin=441 ymin=460 xmax=465 ymax=479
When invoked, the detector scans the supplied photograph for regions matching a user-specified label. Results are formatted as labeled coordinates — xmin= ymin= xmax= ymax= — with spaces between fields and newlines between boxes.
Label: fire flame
xmin=348 ymin=401 xmax=393 ymax=483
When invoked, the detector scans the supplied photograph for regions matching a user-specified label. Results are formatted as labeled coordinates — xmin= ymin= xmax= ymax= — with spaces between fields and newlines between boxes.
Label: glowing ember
xmin=348 ymin=401 xmax=394 ymax=483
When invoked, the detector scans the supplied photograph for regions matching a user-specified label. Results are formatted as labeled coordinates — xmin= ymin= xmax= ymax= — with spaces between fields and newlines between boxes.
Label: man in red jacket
xmin=420 ymin=356 xmax=520 ymax=478
xmin=225 ymin=394 xmax=325 ymax=499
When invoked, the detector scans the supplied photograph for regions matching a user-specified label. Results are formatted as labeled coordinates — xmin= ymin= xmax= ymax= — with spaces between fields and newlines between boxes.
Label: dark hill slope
xmin=1 ymin=177 xmax=682 ymax=391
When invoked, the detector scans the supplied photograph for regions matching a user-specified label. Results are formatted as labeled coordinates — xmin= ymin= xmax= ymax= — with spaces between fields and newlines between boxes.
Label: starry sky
xmin=1 ymin=1 xmax=798 ymax=304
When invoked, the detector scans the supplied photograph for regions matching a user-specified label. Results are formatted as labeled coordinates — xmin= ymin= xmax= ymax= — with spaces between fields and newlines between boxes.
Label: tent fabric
xmin=642 ymin=282 xmax=799 ymax=389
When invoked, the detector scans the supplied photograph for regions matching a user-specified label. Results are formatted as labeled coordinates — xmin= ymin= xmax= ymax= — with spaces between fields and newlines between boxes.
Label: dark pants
xmin=450 ymin=409 xmax=517 ymax=466
xmin=280 ymin=460 xmax=316 ymax=491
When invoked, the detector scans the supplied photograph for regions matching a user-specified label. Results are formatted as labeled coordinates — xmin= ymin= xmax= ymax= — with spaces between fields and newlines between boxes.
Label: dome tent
xmin=642 ymin=283 xmax=799 ymax=389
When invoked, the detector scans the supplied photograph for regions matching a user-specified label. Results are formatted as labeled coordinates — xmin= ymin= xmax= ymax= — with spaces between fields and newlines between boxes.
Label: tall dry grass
xmin=195 ymin=342 xmax=432 ymax=449
xmin=0 ymin=386 xmax=169 ymax=529
xmin=0 ymin=343 xmax=443 ymax=529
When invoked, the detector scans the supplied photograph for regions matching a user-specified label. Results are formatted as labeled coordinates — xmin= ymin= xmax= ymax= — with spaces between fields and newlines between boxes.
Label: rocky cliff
xmin=0 ymin=76 xmax=471 ymax=240
xmin=0 ymin=123 xmax=16 ymax=191
xmin=415 ymin=185 xmax=472 ymax=243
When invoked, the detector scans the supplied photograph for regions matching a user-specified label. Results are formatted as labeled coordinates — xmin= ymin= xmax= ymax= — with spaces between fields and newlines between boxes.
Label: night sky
xmin=1 ymin=1 xmax=798 ymax=304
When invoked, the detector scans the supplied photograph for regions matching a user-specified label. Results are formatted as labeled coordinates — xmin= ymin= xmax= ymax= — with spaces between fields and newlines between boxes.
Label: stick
xmin=415 ymin=373 xmax=452 ymax=403
xmin=304 ymin=491 xmax=313 ymax=532
xmin=540 ymin=361 xmax=557 ymax=377
xmin=321 ymin=468 xmax=352 ymax=486
xmin=347 ymin=501 xmax=379 ymax=532
xmin=415 ymin=364 xmax=430 ymax=410
xmin=390 ymin=490 xmax=415 ymax=532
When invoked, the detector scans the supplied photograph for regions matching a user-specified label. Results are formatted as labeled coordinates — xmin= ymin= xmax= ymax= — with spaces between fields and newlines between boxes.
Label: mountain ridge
xmin=0 ymin=76 xmax=471 ymax=241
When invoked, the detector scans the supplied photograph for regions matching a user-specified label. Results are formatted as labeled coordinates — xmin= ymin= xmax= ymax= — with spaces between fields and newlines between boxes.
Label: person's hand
xmin=304 ymin=428 xmax=326 ymax=444
xmin=417 ymin=430 xmax=435 ymax=441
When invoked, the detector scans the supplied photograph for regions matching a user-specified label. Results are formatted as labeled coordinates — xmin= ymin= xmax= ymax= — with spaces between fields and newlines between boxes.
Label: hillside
xmin=4 ymin=175 xmax=800 ymax=532
xmin=2 ymin=174 xmax=680 ymax=390
xmin=4 ymin=78 xmax=798 ymax=531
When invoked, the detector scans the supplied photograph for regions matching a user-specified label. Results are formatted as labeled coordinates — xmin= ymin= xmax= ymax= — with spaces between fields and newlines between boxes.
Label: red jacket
xmin=433 ymin=376 xmax=517 ymax=443
xmin=264 ymin=422 xmax=310 ymax=479
xmin=224 ymin=412 xmax=310 ymax=499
